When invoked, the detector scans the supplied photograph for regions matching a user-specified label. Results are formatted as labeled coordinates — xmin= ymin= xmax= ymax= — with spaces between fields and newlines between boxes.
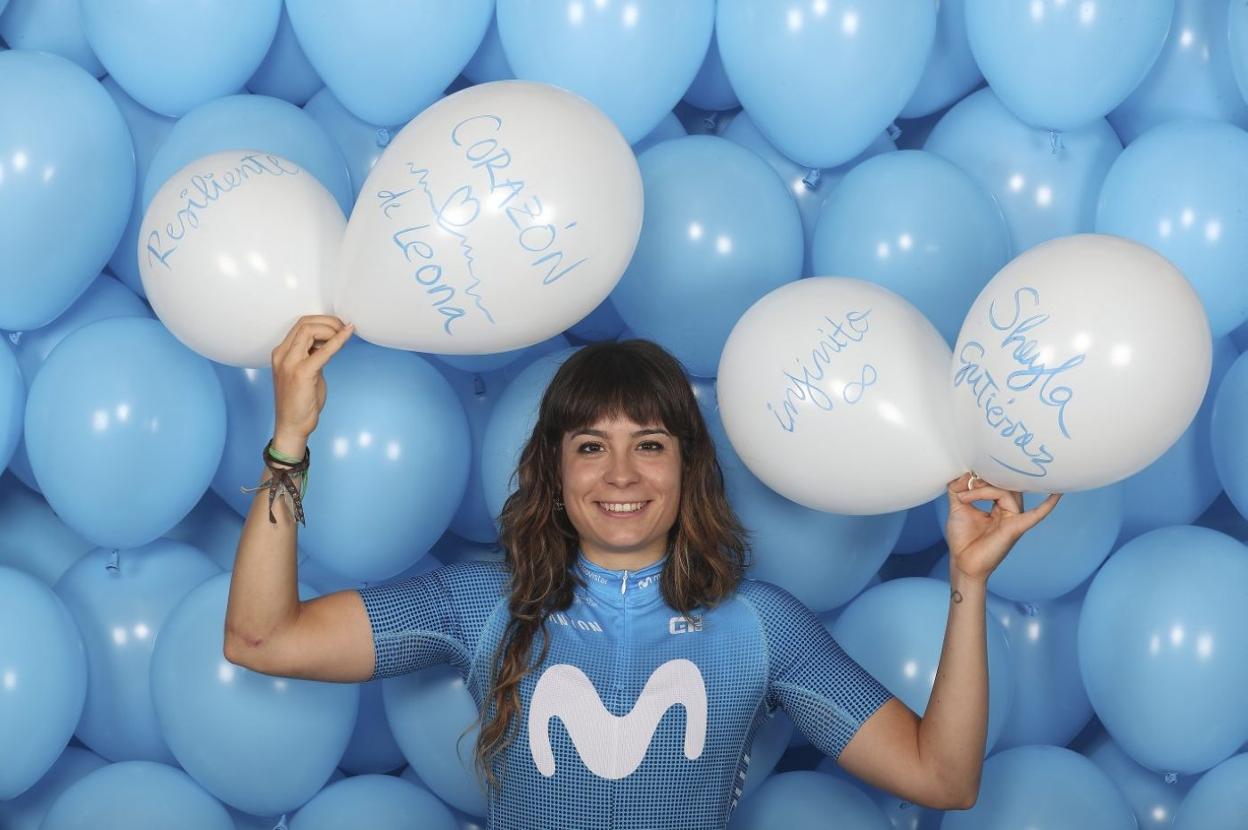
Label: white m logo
xmin=528 ymin=658 xmax=707 ymax=779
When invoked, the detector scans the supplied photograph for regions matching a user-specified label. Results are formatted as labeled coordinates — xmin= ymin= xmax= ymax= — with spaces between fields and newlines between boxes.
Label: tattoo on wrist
xmin=951 ymin=589 xmax=963 ymax=604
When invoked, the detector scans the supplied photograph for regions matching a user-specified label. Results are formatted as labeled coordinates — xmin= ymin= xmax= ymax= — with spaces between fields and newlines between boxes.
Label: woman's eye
xmin=577 ymin=442 xmax=602 ymax=453
xmin=639 ymin=441 xmax=664 ymax=451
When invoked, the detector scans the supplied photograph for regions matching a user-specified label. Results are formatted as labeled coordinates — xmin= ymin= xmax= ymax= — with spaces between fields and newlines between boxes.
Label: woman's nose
xmin=605 ymin=451 xmax=639 ymax=484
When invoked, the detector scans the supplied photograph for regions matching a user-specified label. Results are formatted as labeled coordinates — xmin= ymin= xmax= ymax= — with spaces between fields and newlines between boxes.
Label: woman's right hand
xmin=271 ymin=315 xmax=354 ymax=454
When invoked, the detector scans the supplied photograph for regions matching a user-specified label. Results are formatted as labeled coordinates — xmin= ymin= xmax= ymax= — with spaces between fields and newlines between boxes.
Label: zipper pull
xmin=621 ymin=569 xmax=629 ymax=595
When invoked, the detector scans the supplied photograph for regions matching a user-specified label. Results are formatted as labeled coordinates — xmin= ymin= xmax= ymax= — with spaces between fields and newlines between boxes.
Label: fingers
xmin=271 ymin=315 xmax=348 ymax=366
xmin=1015 ymin=492 xmax=1063 ymax=531
xmin=954 ymin=481 xmax=1023 ymax=513
xmin=303 ymin=321 xmax=354 ymax=372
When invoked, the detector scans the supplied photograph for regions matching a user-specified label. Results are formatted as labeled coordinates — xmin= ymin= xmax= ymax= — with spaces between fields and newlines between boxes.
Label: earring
xmin=554 ymin=495 xmax=564 ymax=511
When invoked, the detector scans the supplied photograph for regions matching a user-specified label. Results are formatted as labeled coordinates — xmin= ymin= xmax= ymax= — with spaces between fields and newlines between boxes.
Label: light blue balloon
xmin=925 ymin=88 xmax=1122 ymax=253
xmin=832 ymin=577 xmax=1012 ymax=753
xmin=481 ymin=347 xmax=579 ymax=518
xmin=740 ymin=709 xmax=793 ymax=797
xmin=610 ymin=135 xmax=802 ymax=377
xmin=683 ymin=31 xmax=738 ymax=112
xmin=291 ymin=774 xmax=458 ymax=830
xmin=0 ymin=51 xmax=134 ymax=332
xmin=339 ymin=681 xmax=406 ymax=775
xmin=705 ymin=403 xmax=905 ymax=612
xmin=1096 ymin=119 xmax=1248 ymax=337
xmin=810 ymin=150 xmax=1011 ymax=346
xmin=24 ymin=318 xmax=225 ymax=549
xmin=0 ymin=338 xmax=21 ymax=471
xmin=0 ymin=566 xmax=87 ymax=799
xmin=40 ymin=761 xmax=233 ymax=830
xmin=79 ymin=0 xmax=280 ymax=116
xmin=631 ymin=111 xmax=688 ymax=157
xmin=101 ymin=77 xmax=176 ymax=297
xmin=1120 ymin=335 xmax=1238 ymax=542
xmin=433 ymin=333 xmax=570 ymax=376
xmin=893 ymin=497 xmax=943 ymax=556
xmin=384 ymin=665 xmax=488 ymax=817
xmin=0 ymin=747 xmax=106 ymax=830
xmin=0 ymin=0 xmax=103 ymax=76
xmin=0 ymin=472 xmax=92 ymax=585
xmin=934 ymin=486 xmax=1122 ymax=601
xmin=1079 ymin=526 xmax=1248 ymax=774
xmin=942 ymin=745 xmax=1135 ymax=830
xmin=716 ymin=0 xmax=937 ymax=168
xmin=246 ymin=5 xmax=323 ymax=106
xmin=1213 ymin=351 xmax=1248 ymax=520
xmin=165 ymin=490 xmax=247 ymax=572
xmin=1173 ymin=752 xmax=1248 ymax=829
xmin=303 ymin=87 xmax=402 ymax=200
xmin=729 ymin=770 xmax=891 ymax=829
xmin=566 ymin=296 xmax=627 ymax=343
xmin=817 ymin=754 xmax=944 ymax=829
xmin=1195 ymin=493 xmax=1248 ymax=544
xmin=54 ymin=540 xmax=220 ymax=763
xmin=721 ymin=113 xmax=895 ymax=276
xmin=142 ymin=93 xmax=352 ymax=215
xmin=498 ymin=0 xmax=714 ymax=144
xmin=151 ymin=573 xmax=357 ymax=815
xmin=965 ymin=0 xmax=1173 ymax=130
xmin=462 ymin=14 xmax=513 ymax=84
xmin=287 ymin=0 xmax=493 ymax=125
xmin=1232 ymin=0 xmax=1248 ymax=107
xmin=1083 ymin=727 xmax=1197 ymax=830
xmin=1109 ymin=0 xmax=1248 ymax=144
xmin=435 ymin=365 xmax=504 ymax=544
xmin=208 ymin=362 xmax=277 ymax=517
xmin=4 ymin=272 xmax=151 ymax=491
xmin=900 ymin=0 xmax=982 ymax=119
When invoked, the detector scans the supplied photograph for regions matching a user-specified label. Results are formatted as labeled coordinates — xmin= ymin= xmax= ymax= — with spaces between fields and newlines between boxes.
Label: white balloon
xmin=139 ymin=150 xmax=345 ymax=368
xmin=951 ymin=234 xmax=1212 ymax=492
xmin=334 ymin=80 xmax=643 ymax=354
xmin=717 ymin=277 xmax=963 ymax=515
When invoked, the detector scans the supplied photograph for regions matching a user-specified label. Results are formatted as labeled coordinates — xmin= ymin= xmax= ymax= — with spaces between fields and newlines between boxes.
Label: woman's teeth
xmin=600 ymin=501 xmax=646 ymax=513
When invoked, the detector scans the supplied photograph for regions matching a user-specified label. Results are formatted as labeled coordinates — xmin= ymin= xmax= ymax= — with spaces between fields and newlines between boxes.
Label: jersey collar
xmin=574 ymin=551 xmax=667 ymax=604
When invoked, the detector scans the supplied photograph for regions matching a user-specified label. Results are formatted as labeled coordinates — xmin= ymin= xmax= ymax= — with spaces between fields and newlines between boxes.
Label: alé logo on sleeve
xmin=528 ymin=658 xmax=707 ymax=779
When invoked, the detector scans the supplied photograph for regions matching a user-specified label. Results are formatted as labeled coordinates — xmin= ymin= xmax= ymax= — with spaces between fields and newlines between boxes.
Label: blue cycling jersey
xmin=358 ymin=553 xmax=893 ymax=830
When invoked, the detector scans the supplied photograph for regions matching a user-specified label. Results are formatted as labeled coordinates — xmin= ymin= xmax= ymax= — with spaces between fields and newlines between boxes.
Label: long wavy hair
xmin=469 ymin=338 xmax=749 ymax=793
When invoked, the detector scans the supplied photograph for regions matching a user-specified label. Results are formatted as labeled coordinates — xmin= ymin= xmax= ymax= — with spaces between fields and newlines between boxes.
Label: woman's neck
xmin=578 ymin=544 xmax=666 ymax=573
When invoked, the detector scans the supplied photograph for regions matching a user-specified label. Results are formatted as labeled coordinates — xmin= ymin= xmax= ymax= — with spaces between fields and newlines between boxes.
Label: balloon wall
xmin=2 ymin=1 xmax=1248 ymax=828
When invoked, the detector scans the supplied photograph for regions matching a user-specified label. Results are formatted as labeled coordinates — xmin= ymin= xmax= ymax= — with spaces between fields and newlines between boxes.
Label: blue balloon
xmin=1173 ymin=752 xmax=1248 ymax=829
xmin=1096 ymin=119 xmax=1248 ymax=337
xmin=683 ymin=31 xmax=738 ymax=112
xmin=1195 ymin=493 xmax=1248 ymax=544
xmin=142 ymin=93 xmax=352 ymax=215
xmin=462 ymin=14 xmax=513 ymax=85
xmin=384 ymin=665 xmax=488 ymax=817
xmin=246 ymin=5 xmax=323 ymax=106
xmin=481 ymin=347 xmax=579 ymax=518
xmin=965 ymin=0 xmax=1173 ymax=130
xmin=610 ymin=135 xmax=802 ymax=377
xmin=0 ymin=0 xmax=104 ymax=76
xmin=303 ymin=87 xmax=402 ymax=200
xmin=79 ymin=0 xmax=281 ymax=116
xmin=0 ymin=566 xmax=86 ymax=799
xmin=832 ymin=577 xmax=1013 ymax=753
xmin=942 ymin=745 xmax=1135 ymax=829
xmin=0 ymin=473 xmax=93 ymax=585
xmin=151 ymin=573 xmax=357 ymax=815
xmin=893 ymin=497 xmax=943 ymax=556
xmin=101 ymin=77 xmax=175 ymax=297
xmin=1120 ymin=335 xmax=1238 ymax=542
xmin=721 ymin=113 xmax=895 ymax=276
xmin=435 ymin=366 xmax=504 ymax=544
xmin=339 ymin=681 xmax=406 ymax=775
xmin=631 ymin=111 xmax=688 ymax=157
xmin=4 ymin=272 xmax=151 ymax=491
xmin=740 ymin=709 xmax=793 ymax=796
xmin=54 ymin=541 xmax=220 ymax=763
xmin=1109 ymin=0 xmax=1248 ymax=144
xmin=0 ymin=338 xmax=21 ymax=471
xmin=433 ymin=333 xmax=570 ymax=376
xmin=287 ymin=0 xmax=492 ymax=125
xmin=1232 ymin=0 xmax=1248 ymax=107
xmin=1213 ymin=351 xmax=1248 ymax=520
xmin=717 ymin=0 xmax=937 ymax=168
xmin=1082 ymin=728 xmax=1197 ymax=830
xmin=925 ymin=88 xmax=1122 ymax=253
xmin=900 ymin=0 xmax=982 ymax=119
xmin=24 ymin=318 xmax=225 ymax=549
xmin=810 ymin=149 xmax=1011 ymax=346
xmin=729 ymin=770 xmax=891 ymax=829
xmin=291 ymin=774 xmax=458 ymax=830
xmin=498 ymin=0 xmax=714 ymax=144
xmin=817 ymin=754 xmax=944 ymax=829
xmin=0 ymin=747 xmax=107 ymax=830
xmin=1079 ymin=526 xmax=1248 ymax=774
xmin=40 ymin=761 xmax=233 ymax=830
xmin=165 ymin=490 xmax=247 ymax=572
xmin=209 ymin=362 xmax=276 ymax=517
xmin=0 ymin=51 xmax=134 ymax=331
xmin=566 ymin=296 xmax=627 ymax=343
xmin=934 ymin=485 xmax=1123 ymax=601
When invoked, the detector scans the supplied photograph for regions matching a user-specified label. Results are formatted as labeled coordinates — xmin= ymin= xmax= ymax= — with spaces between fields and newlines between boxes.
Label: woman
xmin=224 ymin=315 xmax=1061 ymax=829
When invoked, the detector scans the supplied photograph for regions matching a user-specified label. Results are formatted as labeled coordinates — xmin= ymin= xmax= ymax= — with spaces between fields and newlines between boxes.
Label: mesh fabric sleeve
xmin=736 ymin=579 xmax=894 ymax=761
xmin=356 ymin=560 xmax=509 ymax=681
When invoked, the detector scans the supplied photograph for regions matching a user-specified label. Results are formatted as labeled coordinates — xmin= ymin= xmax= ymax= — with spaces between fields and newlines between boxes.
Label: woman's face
xmin=560 ymin=413 xmax=682 ymax=564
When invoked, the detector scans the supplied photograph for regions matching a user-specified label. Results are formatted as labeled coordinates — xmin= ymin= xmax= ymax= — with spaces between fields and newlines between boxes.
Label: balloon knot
xmin=6 ymin=332 xmax=20 ymax=346
xmin=473 ymin=373 xmax=487 ymax=397
xmin=801 ymin=168 xmax=822 ymax=191
xmin=702 ymin=112 xmax=720 ymax=134
xmin=106 ymin=549 xmax=120 ymax=574
xmin=1049 ymin=130 xmax=1064 ymax=155
xmin=1020 ymin=602 xmax=1038 ymax=617
xmin=1164 ymin=772 xmax=1178 ymax=784
xmin=273 ymin=814 xmax=289 ymax=830
xmin=376 ymin=127 xmax=392 ymax=148
xmin=886 ymin=121 xmax=902 ymax=142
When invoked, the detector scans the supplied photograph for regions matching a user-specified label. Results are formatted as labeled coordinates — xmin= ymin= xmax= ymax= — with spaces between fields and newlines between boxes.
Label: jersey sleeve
xmin=737 ymin=579 xmax=894 ymax=761
xmin=356 ymin=560 xmax=509 ymax=681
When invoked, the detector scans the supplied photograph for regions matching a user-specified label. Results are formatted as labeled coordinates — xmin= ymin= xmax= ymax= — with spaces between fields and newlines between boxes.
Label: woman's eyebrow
xmin=570 ymin=428 xmax=671 ymax=438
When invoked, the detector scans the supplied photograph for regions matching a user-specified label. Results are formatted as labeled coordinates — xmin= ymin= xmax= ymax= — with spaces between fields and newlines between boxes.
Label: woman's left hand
xmin=944 ymin=472 xmax=1062 ymax=583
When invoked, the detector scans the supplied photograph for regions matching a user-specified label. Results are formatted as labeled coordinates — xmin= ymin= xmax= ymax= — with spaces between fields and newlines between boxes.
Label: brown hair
xmin=468 ymin=338 xmax=749 ymax=793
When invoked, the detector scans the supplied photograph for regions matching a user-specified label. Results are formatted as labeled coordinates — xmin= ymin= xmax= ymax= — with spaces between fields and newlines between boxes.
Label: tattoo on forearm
xmin=951 ymin=590 xmax=963 ymax=604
